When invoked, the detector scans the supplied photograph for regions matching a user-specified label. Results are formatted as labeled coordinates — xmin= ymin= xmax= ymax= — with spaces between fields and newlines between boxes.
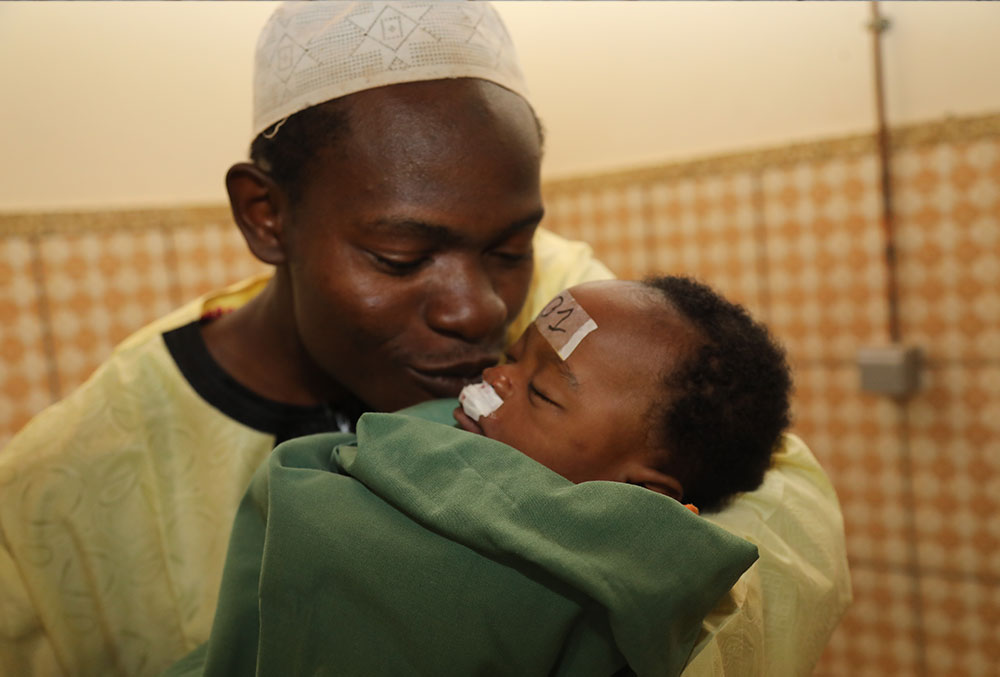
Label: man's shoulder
xmin=707 ymin=433 xmax=843 ymax=539
xmin=1 ymin=326 xmax=178 ymax=474
xmin=116 ymin=272 xmax=272 ymax=352
xmin=532 ymin=227 xmax=614 ymax=280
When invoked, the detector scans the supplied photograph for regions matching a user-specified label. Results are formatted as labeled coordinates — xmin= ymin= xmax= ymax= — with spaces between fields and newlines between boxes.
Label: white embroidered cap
xmin=253 ymin=1 xmax=531 ymax=138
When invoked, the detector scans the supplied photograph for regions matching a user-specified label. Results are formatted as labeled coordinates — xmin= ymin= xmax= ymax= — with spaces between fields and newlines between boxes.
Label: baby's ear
xmin=627 ymin=464 xmax=684 ymax=502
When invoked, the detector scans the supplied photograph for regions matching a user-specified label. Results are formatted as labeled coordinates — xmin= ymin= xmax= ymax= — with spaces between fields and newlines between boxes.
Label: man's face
xmin=454 ymin=281 xmax=701 ymax=484
xmin=281 ymin=79 xmax=543 ymax=412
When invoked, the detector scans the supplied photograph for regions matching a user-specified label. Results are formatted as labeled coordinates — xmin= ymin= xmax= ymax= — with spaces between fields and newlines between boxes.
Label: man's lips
xmin=407 ymin=358 xmax=498 ymax=398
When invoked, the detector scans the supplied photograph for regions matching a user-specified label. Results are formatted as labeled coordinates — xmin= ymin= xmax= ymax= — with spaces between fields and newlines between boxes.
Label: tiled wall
xmin=2 ymin=113 xmax=998 ymax=675
xmin=0 ymin=209 xmax=269 ymax=445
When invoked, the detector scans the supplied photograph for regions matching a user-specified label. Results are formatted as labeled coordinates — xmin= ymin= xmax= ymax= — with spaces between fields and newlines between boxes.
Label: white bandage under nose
xmin=459 ymin=382 xmax=504 ymax=420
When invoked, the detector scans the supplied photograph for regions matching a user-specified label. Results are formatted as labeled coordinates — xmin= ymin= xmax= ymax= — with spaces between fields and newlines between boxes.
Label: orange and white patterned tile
xmin=894 ymin=138 xmax=1000 ymax=365
xmin=39 ymin=229 xmax=175 ymax=396
xmin=542 ymin=183 xmax=648 ymax=279
xmin=792 ymin=364 xmax=913 ymax=568
xmin=919 ymin=574 xmax=1000 ymax=677
xmin=814 ymin=566 xmax=924 ymax=677
xmin=0 ymin=236 xmax=53 ymax=448
xmin=908 ymin=365 xmax=1000 ymax=580
xmin=642 ymin=172 xmax=764 ymax=315
xmin=761 ymin=155 xmax=891 ymax=369
xmin=169 ymin=220 xmax=270 ymax=306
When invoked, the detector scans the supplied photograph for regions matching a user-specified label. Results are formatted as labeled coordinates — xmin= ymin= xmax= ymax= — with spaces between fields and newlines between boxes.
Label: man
xmin=0 ymin=3 xmax=849 ymax=676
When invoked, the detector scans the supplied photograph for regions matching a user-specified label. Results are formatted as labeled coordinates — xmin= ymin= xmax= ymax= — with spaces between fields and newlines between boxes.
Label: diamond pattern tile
xmin=909 ymin=365 xmax=1000 ymax=580
xmin=0 ymin=236 xmax=53 ymax=447
xmin=791 ymin=364 xmax=913 ymax=568
xmin=760 ymin=154 xmax=891 ymax=369
xmin=169 ymin=221 xmax=269 ymax=305
xmin=38 ymin=228 xmax=175 ymax=395
xmin=814 ymin=566 xmax=923 ymax=677
xmin=920 ymin=574 xmax=1000 ymax=677
xmin=642 ymin=172 xmax=763 ymax=314
xmin=894 ymin=138 xmax=1000 ymax=364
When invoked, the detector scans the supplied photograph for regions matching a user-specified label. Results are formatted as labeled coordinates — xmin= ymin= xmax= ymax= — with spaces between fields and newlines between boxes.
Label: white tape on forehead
xmin=535 ymin=290 xmax=598 ymax=360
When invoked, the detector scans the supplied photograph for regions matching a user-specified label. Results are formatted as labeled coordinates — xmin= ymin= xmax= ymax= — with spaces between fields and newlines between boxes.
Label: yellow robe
xmin=0 ymin=228 xmax=849 ymax=676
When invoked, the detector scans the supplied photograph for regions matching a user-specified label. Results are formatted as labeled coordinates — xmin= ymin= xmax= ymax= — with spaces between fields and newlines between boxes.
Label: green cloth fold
xmin=165 ymin=400 xmax=757 ymax=676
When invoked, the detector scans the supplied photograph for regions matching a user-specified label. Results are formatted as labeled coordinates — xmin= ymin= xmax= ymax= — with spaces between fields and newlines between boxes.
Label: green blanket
xmin=165 ymin=400 xmax=757 ymax=676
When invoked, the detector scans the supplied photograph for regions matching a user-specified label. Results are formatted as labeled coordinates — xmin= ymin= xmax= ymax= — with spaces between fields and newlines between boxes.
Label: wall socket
xmin=856 ymin=345 xmax=923 ymax=398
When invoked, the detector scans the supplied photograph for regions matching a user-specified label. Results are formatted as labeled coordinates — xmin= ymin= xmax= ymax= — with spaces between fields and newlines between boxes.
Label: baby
xmin=165 ymin=275 xmax=789 ymax=677
xmin=455 ymin=275 xmax=791 ymax=512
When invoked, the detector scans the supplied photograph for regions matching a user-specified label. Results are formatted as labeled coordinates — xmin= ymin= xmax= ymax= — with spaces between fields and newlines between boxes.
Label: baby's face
xmin=454 ymin=281 xmax=698 ymax=484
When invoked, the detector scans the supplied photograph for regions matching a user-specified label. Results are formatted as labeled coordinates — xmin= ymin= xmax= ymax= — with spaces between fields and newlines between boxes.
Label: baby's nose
xmin=482 ymin=366 xmax=514 ymax=399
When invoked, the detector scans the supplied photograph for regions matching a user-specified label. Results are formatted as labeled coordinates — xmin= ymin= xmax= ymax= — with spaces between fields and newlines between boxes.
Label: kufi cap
xmin=253 ymin=1 xmax=531 ymax=138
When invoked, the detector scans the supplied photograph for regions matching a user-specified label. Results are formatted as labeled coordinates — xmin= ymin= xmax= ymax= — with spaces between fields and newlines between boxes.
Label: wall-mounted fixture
xmin=857 ymin=344 xmax=922 ymax=398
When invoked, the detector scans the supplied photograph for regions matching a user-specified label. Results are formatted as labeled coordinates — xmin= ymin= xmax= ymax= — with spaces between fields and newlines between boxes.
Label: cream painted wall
xmin=1 ymin=2 xmax=998 ymax=211
xmin=500 ymin=2 xmax=1000 ymax=174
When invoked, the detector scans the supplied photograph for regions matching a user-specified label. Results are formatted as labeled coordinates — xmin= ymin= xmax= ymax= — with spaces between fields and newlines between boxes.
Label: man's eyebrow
xmin=491 ymin=208 xmax=546 ymax=244
xmin=368 ymin=219 xmax=458 ymax=245
xmin=367 ymin=208 xmax=544 ymax=246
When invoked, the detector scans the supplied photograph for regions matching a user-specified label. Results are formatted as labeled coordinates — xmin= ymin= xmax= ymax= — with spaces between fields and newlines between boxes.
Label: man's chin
xmin=359 ymin=380 xmax=461 ymax=415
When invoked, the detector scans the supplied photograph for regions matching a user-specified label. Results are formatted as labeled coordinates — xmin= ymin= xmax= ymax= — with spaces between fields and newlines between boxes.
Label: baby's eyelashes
xmin=528 ymin=383 xmax=561 ymax=409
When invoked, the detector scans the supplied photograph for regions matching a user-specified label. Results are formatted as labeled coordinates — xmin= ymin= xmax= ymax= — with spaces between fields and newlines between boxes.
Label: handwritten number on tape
xmin=535 ymin=291 xmax=598 ymax=360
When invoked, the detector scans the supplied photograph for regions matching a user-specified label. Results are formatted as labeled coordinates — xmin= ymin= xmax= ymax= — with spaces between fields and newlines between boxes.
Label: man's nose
xmin=425 ymin=261 xmax=507 ymax=342
xmin=482 ymin=365 xmax=514 ymax=399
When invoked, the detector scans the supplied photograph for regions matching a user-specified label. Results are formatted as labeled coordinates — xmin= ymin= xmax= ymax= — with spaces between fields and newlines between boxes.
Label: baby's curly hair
xmin=643 ymin=276 xmax=792 ymax=513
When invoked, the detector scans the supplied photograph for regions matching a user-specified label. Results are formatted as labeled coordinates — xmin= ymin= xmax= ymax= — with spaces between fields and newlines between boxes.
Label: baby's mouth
xmin=453 ymin=406 xmax=485 ymax=435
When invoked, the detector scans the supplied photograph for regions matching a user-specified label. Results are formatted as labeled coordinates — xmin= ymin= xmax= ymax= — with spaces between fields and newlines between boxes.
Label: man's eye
xmin=489 ymin=249 xmax=533 ymax=265
xmin=369 ymin=252 xmax=427 ymax=274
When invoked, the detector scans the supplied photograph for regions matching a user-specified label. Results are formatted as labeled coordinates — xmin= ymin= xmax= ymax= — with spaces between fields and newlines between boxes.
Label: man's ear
xmin=226 ymin=162 xmax=289 ymax=265
xmin=627 ymin=463 xmax=684 ymax=502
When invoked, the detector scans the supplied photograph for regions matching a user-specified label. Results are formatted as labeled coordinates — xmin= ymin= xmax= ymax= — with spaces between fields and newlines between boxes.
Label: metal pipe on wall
xmin=869 ymin=0 xmax=902 ymax=344
xmin=857 ymin=2 xmax=922 ymax=400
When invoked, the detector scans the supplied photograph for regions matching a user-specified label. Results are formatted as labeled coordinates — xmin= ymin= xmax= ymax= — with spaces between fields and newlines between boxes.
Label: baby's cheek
xmin=483 ymin=406 xmax=524 ymax=448
xmin=562 ymin=433 xmax=600 ymax=466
